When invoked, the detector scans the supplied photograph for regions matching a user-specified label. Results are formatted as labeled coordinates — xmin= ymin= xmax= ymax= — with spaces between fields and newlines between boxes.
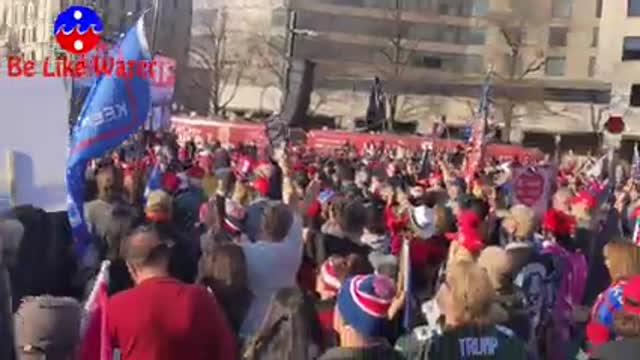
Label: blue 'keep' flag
xmin=66 ymin=17 xmax=152 ymax=258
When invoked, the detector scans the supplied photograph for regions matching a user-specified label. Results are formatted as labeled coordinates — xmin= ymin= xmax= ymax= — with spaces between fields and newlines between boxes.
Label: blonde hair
xmin=507 ymin=205 xmax=536 ymax=240
xmin=604 ymin=241 xmax=640 ymax=282
xmin=446 ymin=261 xmax=496 ymax=327
xmin=477 ymin=246 xmax=514 ymax=290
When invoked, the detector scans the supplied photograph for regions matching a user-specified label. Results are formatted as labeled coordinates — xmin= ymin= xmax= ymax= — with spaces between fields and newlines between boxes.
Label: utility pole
xmin=281 ymin=7 xmax=297 ymax=112
xmin=150 ymin=0 xmax=162 ymax=55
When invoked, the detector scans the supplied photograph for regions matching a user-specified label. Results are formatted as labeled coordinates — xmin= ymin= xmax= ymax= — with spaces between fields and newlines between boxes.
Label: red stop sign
xmin=515 ymin=172 xmax=545 ymax=206
xmin=605 ymin=116 xmax=625 ymax=134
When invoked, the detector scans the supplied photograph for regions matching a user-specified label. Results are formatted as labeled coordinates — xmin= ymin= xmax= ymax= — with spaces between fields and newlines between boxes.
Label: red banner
xmin=171 ymin=116 xmax=543 ymax=162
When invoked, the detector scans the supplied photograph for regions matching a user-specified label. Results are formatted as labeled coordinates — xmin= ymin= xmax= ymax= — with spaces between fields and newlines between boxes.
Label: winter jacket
xmin=397 ymin=325 xmax=527 ymax=360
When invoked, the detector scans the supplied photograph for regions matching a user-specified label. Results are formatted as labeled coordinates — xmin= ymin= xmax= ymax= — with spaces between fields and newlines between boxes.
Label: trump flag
xmin=66 ymin=17 xmax=151 ymax=257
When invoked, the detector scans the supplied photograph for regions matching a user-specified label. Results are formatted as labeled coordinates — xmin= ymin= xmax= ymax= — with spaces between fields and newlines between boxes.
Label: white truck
xmin=0 ymin=75 xmax=71 ymax=212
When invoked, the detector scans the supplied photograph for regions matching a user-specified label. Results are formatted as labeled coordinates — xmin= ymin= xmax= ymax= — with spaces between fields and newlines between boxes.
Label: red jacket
xmin=107 ymin=277 xmax=237 ymax=360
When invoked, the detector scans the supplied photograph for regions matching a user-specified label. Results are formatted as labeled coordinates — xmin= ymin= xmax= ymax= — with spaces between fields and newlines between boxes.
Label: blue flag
xmin=66 ymin=17 xmax=152 ymax=257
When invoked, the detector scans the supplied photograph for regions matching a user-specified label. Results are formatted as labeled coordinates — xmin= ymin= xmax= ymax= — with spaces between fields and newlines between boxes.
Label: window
xmin=420 ymin=55 xmax=442 ymax=69
xmin=631 ymin=84 xmax=640 ymax=106
xmin=545 ymin=57 xmax=566 ymax=76
xmin=629 ymin=0 xmax=640 ymax=16
xmin=438 ymin=0 xmax=487 ymax=17
xmin=596 ymin=0 xmax=602 ymax=17
xmin=20 ymin=28 xmax=25 ymax=42
xmin=552 ymin=0 xmax=572 ymax=18
xmin=549 ymin=27 xmax=568 ymax=47
xmin=588 ymin=56 xmax=596 ymax=77
xmin=32 ymin=27 xmax=36 ymax=42
xmin=592 ymin=27 xmax=599 ymax=47
xmin=471 ymin=0 xmax=489 ymax=16
xmin=623 ymin=37 xmax=640 ymax=61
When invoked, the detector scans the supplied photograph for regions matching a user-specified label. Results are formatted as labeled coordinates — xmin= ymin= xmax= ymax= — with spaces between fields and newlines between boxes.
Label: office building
xmin=0 ymin=0 xmax=60 ymax=60
xmin=597 ymin=0 xmax=640 ymax=137
xmin=201 ymin=0 xmax=619 ymax=150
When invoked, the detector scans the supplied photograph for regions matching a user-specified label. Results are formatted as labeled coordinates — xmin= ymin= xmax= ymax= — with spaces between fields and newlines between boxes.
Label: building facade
xmin=597 ymin=0 xmax=640 ymax=135
xmin=190 ymin=0 xmax=626 ymax=150
xmin=0 ymin=0 xmax=60 ymax=60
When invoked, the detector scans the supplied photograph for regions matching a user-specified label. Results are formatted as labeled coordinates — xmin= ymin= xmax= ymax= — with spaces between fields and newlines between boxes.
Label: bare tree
xmin=188 ymin=7 xmax=246 ymax=116
xmin=487 ymin=0 xmax=550 ymax=142
xmin=375 ymin=0 xmax=416 ymax=130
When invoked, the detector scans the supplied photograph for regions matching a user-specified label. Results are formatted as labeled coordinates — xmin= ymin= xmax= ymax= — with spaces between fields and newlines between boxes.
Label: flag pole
xmin=146 ymin=0 xmax=162 ymax=131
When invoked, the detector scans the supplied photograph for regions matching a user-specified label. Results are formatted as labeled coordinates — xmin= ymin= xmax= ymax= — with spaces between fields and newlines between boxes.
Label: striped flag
xmin=633 ymin=144 xmax=640 ymax=180
xmin=144 ymin=164 xmax=163 ymax=200
xmin=78 ymin=260 xmax=112 ymax=360
xmin=464 ymin=71 xmax=492 ymax=184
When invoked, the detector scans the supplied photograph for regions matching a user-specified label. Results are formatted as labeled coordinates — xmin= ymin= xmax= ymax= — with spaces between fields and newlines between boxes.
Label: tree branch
xmin=518 ymin=58 xmax=546 ymax=80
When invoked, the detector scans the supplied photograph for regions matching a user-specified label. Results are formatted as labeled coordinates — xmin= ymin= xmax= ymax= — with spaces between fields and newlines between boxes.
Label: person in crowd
xmin=244 ymin=176 xmax=272 ymax=243
xmin=320 ymin=274 xmax=404 ymax=359
xmin=84 ymin=163 xmax=132 ymax=240
xmin=197 ymin=242 xmax=252 ymax=334
xmin=587 ymin=241 xmax=640 ymax=349
xmin=501 ymin=205 xmax=553 ymax=356
xmin=107 ymin=224 xmax=237 ymax=360
xmin=399 ymin=261 xmax=528 ymax=359
xmin=245 ymin=287 xmax=325 ymax=359
xmin=198 ymin=150 xmax=219 ymax=198
xmin=240 ymin=202 xmax=303 ymax=338
xmin=13 ymin=296 xmax=81 ymax=360
xmin=590 ymin=274 xmax=640 ymax=359
xmin=309 ymin=198 xmax=369 ymax=266
xmin=144 ymin=190 xmax=198 ymax=283
xmin=173 ymin=168 xmax=208 ymax=231
xmin=315 ymin=254 xmax=373 ymax=346
xmin=360 ymin=203 xmax=392 ymax=271
xmin=477 ymin=246 xmax=530 ymax=343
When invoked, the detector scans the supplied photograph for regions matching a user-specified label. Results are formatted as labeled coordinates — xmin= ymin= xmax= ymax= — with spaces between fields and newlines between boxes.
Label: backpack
xmin=513 ymin=256 xmax=548 ymax=345
xmin=541 ymin=242 xmax=587 ymax=360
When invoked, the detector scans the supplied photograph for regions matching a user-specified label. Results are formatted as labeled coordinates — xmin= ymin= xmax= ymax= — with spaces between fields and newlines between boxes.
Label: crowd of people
xmin=2 ymin=129 xmax=640 ymax=360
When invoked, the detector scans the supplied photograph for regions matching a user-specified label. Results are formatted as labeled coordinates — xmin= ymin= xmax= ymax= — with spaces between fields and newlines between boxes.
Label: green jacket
xmin=396 ymin=325 xmax=528 ymax=360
